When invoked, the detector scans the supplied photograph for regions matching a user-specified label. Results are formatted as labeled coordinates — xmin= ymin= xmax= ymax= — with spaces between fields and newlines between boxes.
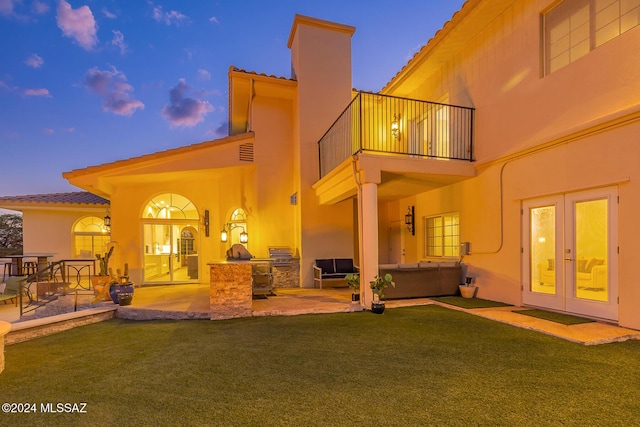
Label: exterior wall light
xmin=405 ymin=205 xmax=415 ymax=236
xmin=391 ymin=114 xmax=400 ymax=140
xmin=220 ymin=225 xmax=228 ymax=243
xmin=104 ymin=209 xmax=111 ymax=230
xmin=240 ymin=229 xmax=248 ymax=244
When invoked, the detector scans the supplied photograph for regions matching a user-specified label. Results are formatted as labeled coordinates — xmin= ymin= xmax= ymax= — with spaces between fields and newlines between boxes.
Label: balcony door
xmin=408 ymin=94 xmax=450 ymax=158
xmin=522 ymin=187 xmax=618 ymax=321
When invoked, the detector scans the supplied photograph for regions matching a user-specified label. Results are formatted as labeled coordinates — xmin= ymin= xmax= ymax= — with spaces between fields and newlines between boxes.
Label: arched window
xmin=73 ymin=216 xmax=110 ymax=258
xmin=143 ymin=193 xmax=199 ymax=220
xmin=229 ymin=208 xmax=248 ymax=246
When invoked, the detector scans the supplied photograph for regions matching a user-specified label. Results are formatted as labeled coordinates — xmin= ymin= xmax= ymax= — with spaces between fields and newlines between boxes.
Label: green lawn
xmin=3 ymin=305 xmax=639 ymax=426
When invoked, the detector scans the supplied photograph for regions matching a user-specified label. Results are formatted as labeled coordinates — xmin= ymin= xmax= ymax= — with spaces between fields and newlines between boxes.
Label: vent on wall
xmin=239 ymin=143 xmax=254 ymax=162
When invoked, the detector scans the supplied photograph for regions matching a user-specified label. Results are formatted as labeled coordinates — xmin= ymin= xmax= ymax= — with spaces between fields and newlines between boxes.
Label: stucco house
xmin=2 ymin=0 xmax=640 ymax=330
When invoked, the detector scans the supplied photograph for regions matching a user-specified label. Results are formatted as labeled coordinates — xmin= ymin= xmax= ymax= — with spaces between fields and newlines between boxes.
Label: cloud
xmin=56 ymin=0 xmax=98 ymax=50
xmin=111 ymin=30 xmax=127 ymax=54
xmin=31 ymin=0 xmax=49 ymax=14
xmin=215 ymin=121 xmax=228 ymax=137
xmin=24 ymin=88 xmax=51 ymax=97
xmin=162 ymin=79 xmax=213 ymax=127
xmin=197 ymin=68 xmax=211 ymax=81
xmin=0 ymin=0 xmax=16 ymax=16
xmin=101 ymin=7 xmax=116 ymax=19
xmin=209 ymin=16 xmax=219 ymax=24
xmin=84 ymin=66 xmax=144 ymax=116
xmin=43 ymin=128 xmax=54 ymax=134
xmin=152 ymin=4 xmax=187 ymax=25
xmin=25 ymin=53 xmax=43 ymax=68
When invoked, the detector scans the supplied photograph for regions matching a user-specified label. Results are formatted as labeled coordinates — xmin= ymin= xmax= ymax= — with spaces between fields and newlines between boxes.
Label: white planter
xmin=459 ymin=285 xmax=476 ymax=298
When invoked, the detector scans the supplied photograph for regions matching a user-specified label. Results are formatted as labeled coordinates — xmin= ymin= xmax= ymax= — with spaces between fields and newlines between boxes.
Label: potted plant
xmin=108 ymin=263 xmax=134 ymax=306
xmin=459 ymin=276 xmax=476 ymax=298
xmin=91 ymin=247 xmax=114 ymax=301
xmin=369 ymin=273 xmax=395 ymax=314
xmin=345 ymin=273 xmax=360 ymax=302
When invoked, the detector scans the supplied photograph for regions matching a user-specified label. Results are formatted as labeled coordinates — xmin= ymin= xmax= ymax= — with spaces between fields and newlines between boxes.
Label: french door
xmin=143 ymin=222 xmax=199 ymax=284
xmin=522 ymin=187 xmax=618 ymax=320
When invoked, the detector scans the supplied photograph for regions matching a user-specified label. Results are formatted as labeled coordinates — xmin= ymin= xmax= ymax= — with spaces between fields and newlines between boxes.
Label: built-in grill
xmin=268 ymin=247 xmax=293 ymax=266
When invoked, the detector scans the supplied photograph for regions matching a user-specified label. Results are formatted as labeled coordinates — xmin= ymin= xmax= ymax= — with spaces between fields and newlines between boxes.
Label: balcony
xmin=318 ymin=92 xmax=474 ymax=178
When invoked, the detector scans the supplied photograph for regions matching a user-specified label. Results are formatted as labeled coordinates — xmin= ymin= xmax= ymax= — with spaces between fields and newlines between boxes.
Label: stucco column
xmin=0 ymin=321 xmax=10 ymax=374
xmin=358 ymin=182 xmax=379 ymax=309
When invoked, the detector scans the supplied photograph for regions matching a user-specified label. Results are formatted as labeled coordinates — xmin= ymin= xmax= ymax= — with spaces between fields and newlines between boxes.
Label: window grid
xmin=544 ymin=0 xmax=640 ymax=75
xmin=425 ymin=213 xmax=459 ymax=258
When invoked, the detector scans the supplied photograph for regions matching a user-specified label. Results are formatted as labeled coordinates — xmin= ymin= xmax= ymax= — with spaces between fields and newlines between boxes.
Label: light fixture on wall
xmin=391 ymin=114 xmax=400 ymax=140
xmin=220 ymin=225 xmax=228 ymax=243
xmin=239 ymin=228 xmax=248 ymax=244
xmin=103 ymin=208 xmax=111 ymax=231
xmin=405 ymin=206 xmax=415 ymax=236
xmin=204 ymin=209 xmax=210 ymax=237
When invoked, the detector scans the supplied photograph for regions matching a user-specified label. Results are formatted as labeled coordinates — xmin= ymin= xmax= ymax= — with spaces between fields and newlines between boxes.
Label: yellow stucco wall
xmin=23 ymin=209 xmax=106 ymax=260
xmin=381 ymin=0 xmax=640 ymax=328
xmin=290 ymin=15 xmax=358 ymax=287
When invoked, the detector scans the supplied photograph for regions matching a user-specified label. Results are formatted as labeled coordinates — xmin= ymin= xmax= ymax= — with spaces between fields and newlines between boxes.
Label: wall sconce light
xmin=391 ymin=114 xmax=400 ymax=140
xmin=204 ymin=209 xmax=210 ymax=237
xmin=240 ymin=228 xmax=248 ymax=244
xmin=220 ymin=225 xmax=228 ymax=243
xmin=405 ymin=206 xmax=415 ymax=236
xmin=104 ymin=208 xmax=111 ymax=231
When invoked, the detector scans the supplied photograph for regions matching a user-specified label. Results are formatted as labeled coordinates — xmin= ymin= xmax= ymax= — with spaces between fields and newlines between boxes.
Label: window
xmin=544 ymin=0 xmax=640 ymax=75
xmin=143 ymin=193 xmax=199 ymax=220
xmin=425 ymin=213 xmax=459 ymax=257
xmin=228 ymin=208 xmax=247 ymax=246
xmin=73 ymin=216 xmax=110 ymax=258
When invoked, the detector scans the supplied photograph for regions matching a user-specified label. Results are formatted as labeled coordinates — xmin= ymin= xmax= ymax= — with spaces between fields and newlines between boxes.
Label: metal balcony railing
xmin=318 ymin=92 xmax=474 ymax=178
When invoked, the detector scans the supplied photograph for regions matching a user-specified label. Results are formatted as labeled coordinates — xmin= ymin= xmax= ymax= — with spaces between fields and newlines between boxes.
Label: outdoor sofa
xmin=313 ymin=258 xmax=358 ymax=288
xmin=378 ymin=262 xmax=462 ymax=299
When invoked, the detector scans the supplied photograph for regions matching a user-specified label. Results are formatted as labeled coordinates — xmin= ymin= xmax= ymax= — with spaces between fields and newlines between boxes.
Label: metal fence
xmin=318 ymin=92 xmax=475 ymax=178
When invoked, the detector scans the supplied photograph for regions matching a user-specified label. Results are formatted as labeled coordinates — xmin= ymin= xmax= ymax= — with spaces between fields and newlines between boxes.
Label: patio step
xmin=6 ymin=307 xmax=117 ymax=345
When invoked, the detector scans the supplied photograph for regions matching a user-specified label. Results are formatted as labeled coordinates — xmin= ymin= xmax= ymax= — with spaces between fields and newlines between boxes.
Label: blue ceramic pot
xmin=109 ymin=283 xmax=135 ymax=304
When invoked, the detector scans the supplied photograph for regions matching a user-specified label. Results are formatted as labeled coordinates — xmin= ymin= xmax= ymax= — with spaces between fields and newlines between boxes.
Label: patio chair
xmin=2 ymin=261 xmax=10 ymax=281
xmin=0 ymin=275 xmax=28 ymax=306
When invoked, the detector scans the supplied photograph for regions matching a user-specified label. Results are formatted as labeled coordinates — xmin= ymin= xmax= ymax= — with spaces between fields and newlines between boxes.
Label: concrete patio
xmin=1 ymin=284 xmax=639 ymax=346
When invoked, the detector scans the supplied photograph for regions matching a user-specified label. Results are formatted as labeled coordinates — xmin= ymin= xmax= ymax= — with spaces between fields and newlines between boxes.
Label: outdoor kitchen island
xmin=208 ymin=260 xmax=253 ymax=320
xmin=208 ymin=247 xmax=300 ymax=320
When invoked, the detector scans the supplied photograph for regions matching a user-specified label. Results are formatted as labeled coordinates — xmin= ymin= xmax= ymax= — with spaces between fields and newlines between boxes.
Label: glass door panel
xmin=522 ymin=196 xmax=563 ymax=311
xmin=565 ymin=188 xmax=617 ymax=320
xmin=573 ymin=199 xmax=608 ymax=301
xmin=143 ymin=224 xmax=171 ymax=283
xmin=530 ymin=205 xmax=556 ymax=295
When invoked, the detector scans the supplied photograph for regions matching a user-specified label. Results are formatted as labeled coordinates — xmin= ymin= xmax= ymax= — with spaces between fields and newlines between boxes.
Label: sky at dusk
xmin=0 ymin=0 xmax=465 ymax=197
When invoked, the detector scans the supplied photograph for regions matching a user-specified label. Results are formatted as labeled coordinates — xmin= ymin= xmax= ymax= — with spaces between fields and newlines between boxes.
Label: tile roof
xmin=0 ymin=192 xmax=109 ymax=206
xmin=229 ymin=66 xmax=296 ymax=82
xmin=63 ymin=132 xmax=255 ymax=179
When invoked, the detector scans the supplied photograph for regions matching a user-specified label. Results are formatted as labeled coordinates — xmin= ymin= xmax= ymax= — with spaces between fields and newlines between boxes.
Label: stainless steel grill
xmin=268 ymin=247 xmax=293 ymax=266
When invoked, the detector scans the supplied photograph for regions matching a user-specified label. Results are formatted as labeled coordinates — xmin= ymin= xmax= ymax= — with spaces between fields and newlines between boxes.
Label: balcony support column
xmin=357 ymin=181 xmax=379 ymax=309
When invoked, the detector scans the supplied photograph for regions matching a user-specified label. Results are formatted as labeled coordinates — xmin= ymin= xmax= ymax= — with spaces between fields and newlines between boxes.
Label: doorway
xmin=141 ymin=193 xmax=199 ymax=284
xmin=388 ymin=220 xmax=404 ymax=264
xmin=522 ymin=187 xmax=618 ymax=320
xmin=143 ymin=223 xmax=198 ymax=283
